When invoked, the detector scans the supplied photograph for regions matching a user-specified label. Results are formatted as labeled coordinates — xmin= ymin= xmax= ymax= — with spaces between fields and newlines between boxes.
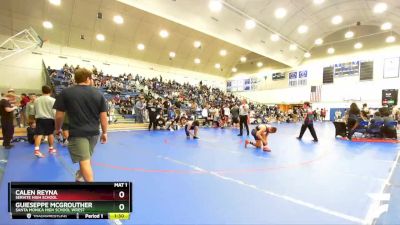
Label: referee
xmin=54 ymin=68 xmax=108 ymax=182
xmin=237 ymin=99 xmax=250 ymax=136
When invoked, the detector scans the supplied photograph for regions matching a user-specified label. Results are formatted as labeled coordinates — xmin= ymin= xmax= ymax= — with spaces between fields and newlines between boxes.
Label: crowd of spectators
xmin=335 ymin=103 xmax=398 ymax=139
xmin=48 ymin=64 xmax=399 ymax=137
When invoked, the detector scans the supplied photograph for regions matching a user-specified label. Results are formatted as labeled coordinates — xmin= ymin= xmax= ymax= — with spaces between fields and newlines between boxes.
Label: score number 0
xmin=116 ymin=190 xmax=127 ymax=211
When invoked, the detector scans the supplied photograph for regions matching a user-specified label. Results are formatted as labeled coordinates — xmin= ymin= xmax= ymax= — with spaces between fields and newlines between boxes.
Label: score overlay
xmin=8 ymin=182 xmax=132 ymax=219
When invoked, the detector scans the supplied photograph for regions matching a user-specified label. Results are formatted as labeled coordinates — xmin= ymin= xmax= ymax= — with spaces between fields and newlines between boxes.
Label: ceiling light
xmin=209 ymin=0 xmax=222 ymax=12
xmin=113 ymin=15 xmax=124 ymax=24
xmin=270 ymin=34 xmax=280 ymax=42
xmin=194 ymin=58 xmax=201 ymax=64
xmin=169 ymin=52 xmax=176 ymax=58
xmin=219 ymin=49 xmax=227 ymax=56
xmin=49 ymin=0 xmax=61 ymax=6
xmin=381 ymin=22 xmax=392 ymax=30
xmin=215 ymin=63 xmax=221 ymax=69
xmin=96 ymin=34 xmax=105 ymax=41
xmin=297 ymin=25 xmax=308 ymax=34
xmin=327 ymin=47 xmax=335 ymax=54
xmin=137 ymin=43 xmax=145 ymax=50
xmin=345 ymin=31 xmax=354 ymax=39
xmin=331 ymin=15 xmax=343 ymax=25
xmin=194 ymin=41 xmax=202 ymax=48
xmin=386 ymin=36 xmax=396 ymax=43
xmin=159 ymin=30 xmax=169 ymax=38
xmin=289 ymin=44 xmax=297 ymax=51
xmin=42 ymin=21 xmax=53 ymax=29
xmin=257 ymin=62 xmax=263 ymax=68
xmin=313 ymin=0 xmax=325 ymax=4
xmin=354 ymin=42 xmax=363 ymax=49
xmin=240 ymin=56 xmax=247 ymax=63
xmin=314 ymin=38 xmax=323 ymax=45
xmin=245 ymin=19 xmax=256 ymax=29
xmin=373 ymin=2 xmax=388 ymax=14
xmin=304 ymin=52 xmax=311 ymax=58
xmin=274 ymin=8 xmax=287 ymax=19
xmin=232 ymin=67 xmax=237 ymax=73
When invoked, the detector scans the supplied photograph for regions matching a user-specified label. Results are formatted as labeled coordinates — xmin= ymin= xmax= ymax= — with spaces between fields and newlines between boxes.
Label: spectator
xmin=380 ymin=107 xmax=397 ymax=139
xmin=54 ymin=68 xmax=108 ymax=182
xmin=147 ymin=100 xmax=159 ymax=130
xmin=26 ymin=93 xmax=37 ymax=126
xmin=346 ymin=103 xmax=366 ymax=140
xmin=33 ymin=85 xmax=56 ymax=158
xmin=362 ymin=103 xmax=370 ymax=119
xmin=19 ymin=93 xmax=30 ymax=127
xmin=0 ymin=93 xmax=18 ymax=149
xmin=135 ymin=97 xmax=145 ymax=123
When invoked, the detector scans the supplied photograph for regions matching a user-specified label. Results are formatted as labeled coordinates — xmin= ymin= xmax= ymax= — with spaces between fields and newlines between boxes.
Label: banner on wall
xmin=227 ymin=77 xmax=261 ymax=92
xmin=383 ymin=57 xmax=400 ymax=78
xmin=334 ymin=61 xmax=360 ymax=77
xmin=288 ymin=71 xmax=298 ymax=87
xmin=298 ymin=70 xmax=308 ymax=86
xmin=288 ymin=70 xmax=307 ymax=87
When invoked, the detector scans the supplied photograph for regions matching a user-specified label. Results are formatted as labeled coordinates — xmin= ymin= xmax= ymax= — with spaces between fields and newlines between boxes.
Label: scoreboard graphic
xmin=8 ymin=182 xmax=132 ymax=220
xmin=382 ymin=89 xmax=398 ymax=106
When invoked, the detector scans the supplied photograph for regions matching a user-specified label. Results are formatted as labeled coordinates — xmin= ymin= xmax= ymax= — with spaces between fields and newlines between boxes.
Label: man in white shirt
xmin=238 ymin=99 xmax=250 ymax=136
xmin=33 ymin=85 xmax=56 ymax=157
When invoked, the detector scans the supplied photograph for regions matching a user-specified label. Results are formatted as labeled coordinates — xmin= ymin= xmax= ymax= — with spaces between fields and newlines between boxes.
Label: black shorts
xmin=232 ymin=117 xmax=239 ymax=123
xmin=251 ymin=129 xmax=260 ymax=140
xmin=35 ymin=119 xmax=55 ymax=135
xmin=185 ymin=124 xmax=195 ymax=136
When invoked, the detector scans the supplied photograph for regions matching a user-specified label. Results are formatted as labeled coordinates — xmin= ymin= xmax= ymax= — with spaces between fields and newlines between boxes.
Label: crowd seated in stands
xmin=50 ymin=64 xmax=309 ymax=129
xmin=333 ymin=102 xmax=398 ymax=140
xmin=48 ymin=65 xmax=398 ymax=137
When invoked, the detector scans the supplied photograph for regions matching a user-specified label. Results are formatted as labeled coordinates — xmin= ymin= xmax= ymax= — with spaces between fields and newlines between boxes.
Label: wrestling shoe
xmin=263 ymin=146 xmax=271 ymax=152
xmin=193 ymin=136 xmax=200 ymax=139
xmin=245 ymin=140 xmax=250 ymax=148
xmin=48 ymin=148 xmax=57 ymax=154
xmin=34 ymin=150 xmax=45 ymax=158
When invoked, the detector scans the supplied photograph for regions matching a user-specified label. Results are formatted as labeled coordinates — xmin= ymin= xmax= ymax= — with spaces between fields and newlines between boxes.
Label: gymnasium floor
xmin=0 ymin=122 xmax=399 ymax=225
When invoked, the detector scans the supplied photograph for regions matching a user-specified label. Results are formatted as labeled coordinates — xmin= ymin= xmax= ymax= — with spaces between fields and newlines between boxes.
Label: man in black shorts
xmin=54 ymin=68 xmax=108 ymax=182
xmin=33 ymin=85 xmax=56 ymax=158
xmin=245 ymin=124 xmax=277 ymax=152
xmin=181 ymin=117 xmax=200 ymax=139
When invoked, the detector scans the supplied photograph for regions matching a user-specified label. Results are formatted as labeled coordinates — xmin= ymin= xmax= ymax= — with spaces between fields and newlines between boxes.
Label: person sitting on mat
xmin=245 ymin=124 xmax=277 ymax=152
xmin=181 ymin=117 xmax=200 ymax=139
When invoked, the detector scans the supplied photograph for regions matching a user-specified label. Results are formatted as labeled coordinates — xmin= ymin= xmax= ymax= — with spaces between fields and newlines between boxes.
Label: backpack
xmin=27 ymin=127 xmax=35 ymax=144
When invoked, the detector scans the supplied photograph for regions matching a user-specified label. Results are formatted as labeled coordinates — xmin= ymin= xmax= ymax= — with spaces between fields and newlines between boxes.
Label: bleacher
xmin=49 ymin=69 xmax=140 ymax=123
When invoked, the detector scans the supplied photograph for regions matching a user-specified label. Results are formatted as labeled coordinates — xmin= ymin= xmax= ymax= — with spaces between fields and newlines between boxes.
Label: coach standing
xmin=54 ymin=68 xmax=108 ymax=182
xmin=238 ymin=99 xmax=250 ymax=136
xmin=297 ymin=102 xmax=318 ymax=142
xmin=0 ymin=93 xmax=18 ymax=149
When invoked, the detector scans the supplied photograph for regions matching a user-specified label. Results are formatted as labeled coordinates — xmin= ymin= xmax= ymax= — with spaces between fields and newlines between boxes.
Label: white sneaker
xmin=75 ymin=170 xmax=84 ymax=182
